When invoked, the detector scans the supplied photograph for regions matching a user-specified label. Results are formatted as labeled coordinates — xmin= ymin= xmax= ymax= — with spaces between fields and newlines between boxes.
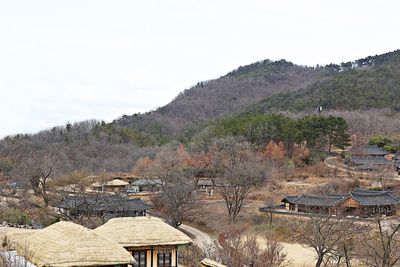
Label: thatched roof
xmin=7 ymin=221 xmax=134 ymax=267
xmin=201 ymin=258 xmax=227 ymax=267
xmin=94 ymin=216 xmax=192 ymax=247
xmin=2 ymin=228 xmax=37 ymax=250
xmin=91 ymin=182 xmax=103 ymax=188
xmin=105 ymin=179 xmax=129 ymax=187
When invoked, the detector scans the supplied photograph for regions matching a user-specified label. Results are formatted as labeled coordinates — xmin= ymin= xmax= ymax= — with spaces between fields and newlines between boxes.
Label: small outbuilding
xmin=130 ymin=179 xmax=162 ymax=193
xmin=196 ymin=179 xmax=215 ymax=195
xmin=103 ymin=179 xmax=130 ymax=193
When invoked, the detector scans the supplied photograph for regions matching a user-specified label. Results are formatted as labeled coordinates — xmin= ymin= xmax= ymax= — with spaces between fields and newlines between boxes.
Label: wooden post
xmin=151 ymin=246 xmax=154 ymax=267
xmin=175 ymin=248 xmax=178 ymax=267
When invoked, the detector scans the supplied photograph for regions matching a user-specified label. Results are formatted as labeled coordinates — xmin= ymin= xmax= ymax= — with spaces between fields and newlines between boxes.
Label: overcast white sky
xmin=0 ymin=0 xmax=399 ymax=138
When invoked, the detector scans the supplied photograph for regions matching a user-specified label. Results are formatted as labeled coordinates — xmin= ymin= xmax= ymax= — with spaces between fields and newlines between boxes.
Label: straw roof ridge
xmin=9 ymin=221 xmax=134 ymax=267
xmin=3 ymin=228 xmax=37 ymax=250
xmin=201 ymin=258 xmax=227 ymax=267
xmin=105 ymin=179 xmax=129 ymax=186
xmin=94 ymin=216 xmax=192 ymax=247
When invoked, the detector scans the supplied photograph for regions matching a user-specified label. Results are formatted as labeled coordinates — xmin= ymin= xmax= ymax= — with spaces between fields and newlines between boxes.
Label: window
xmin=157 ymin=251 xmax=172 ymax=267
xmin=133 ymin=251 xmax=146 ymax=267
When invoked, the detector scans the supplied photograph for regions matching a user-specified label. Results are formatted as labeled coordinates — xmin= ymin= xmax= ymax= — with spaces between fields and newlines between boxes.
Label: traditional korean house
xmin=350 ymin=145 xmax=389 ymax=158
xmin=94 ymin=216 xmax=192 ymax=267
xmin=111 ymin=173 xmax=140 ymax=184
xmin=103 ymin=179 xmax=130 ymax=193
xmin=10 ymin=182 xmax=29 ymax=190
xmin=196 ymin=179 xmax=214 ymax=195
xmin=91 ymin=181 xmax=104 ymax=192
xmin=130 ymin=179 xmax=163 ymax=193
xmin=56 ymin=194 xmax=153 ymax=219
xmin=280 ymin=188 xmax=399 ymax=217
xmin=347 ymin=145 xmax=392 ymax=171
xmin=393 ymin=154 xmax=400 ymax=174
xmin=347 ymin=157 xmax=393 ymax=171
xmin=395 ymin=161 xmax=400 ymax=174
xmin=3 ymin=221 xmax=135 ymax=266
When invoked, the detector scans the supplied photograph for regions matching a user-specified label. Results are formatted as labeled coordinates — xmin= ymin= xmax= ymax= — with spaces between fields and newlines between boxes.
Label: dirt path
xmin=325 ymin=156 xmax=352 ymax=174
xmin=179 ymin=224 xmax=214 ymax=250
xmin=253 ymin=236 xmax=315 ymax=266
xmin=278 ymin=242 xmax=315 ymax=267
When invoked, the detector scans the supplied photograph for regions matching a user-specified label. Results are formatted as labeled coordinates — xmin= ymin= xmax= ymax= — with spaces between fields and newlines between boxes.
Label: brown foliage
xmin=292 ymin=144 xmax=310 ymax=165
xmin=262 ymin=141 xmax=286 ymax=161
xmin=132 ymin=156 xmax=154 ymax=176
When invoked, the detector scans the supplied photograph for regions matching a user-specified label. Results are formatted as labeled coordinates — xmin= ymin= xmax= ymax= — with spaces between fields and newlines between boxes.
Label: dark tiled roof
xmin=350 ymin=157 xmax=392 ymax=165
xmin=354 ymin=165 xmax=379 ymax=171
xmin=351 ymin=145 xmax=389 ymax=156
xmin=281 ymin=188 xmax=399 ymax=207
xmin=131 ymin=179 xmax=162 ymax=186
xmin=197 ymin=179 xmax=214 ymax=186
xmin=56 ymin=194 xmax=153 ymax=212
xmin=10 ymin=182 xmax=29 ymax=190
xmin=350 ymin=189 xmax=399 ymax=206
xmin=394 ymin=161 xmax=400 ymax=169
xmin=393 ymin=154 xmax=400 ymax=161
xmin=282 ymin=196 xmax=298 ymax=203
xmin=351 ymin=188 xmax=382 ymax=194
xmin=283 ymin=195 xmax=346 ymax=207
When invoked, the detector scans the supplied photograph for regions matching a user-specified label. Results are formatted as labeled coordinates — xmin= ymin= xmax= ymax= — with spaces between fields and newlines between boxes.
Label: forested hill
xmin=248 ymin=50 xmax=400 ymax=113
xmin=112 ymin=59 xmax=326 ymax=139
xmin=2 ymin=50 xmax=400 ymax=176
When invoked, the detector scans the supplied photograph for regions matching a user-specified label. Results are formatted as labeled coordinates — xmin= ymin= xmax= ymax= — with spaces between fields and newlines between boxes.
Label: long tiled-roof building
xmin=350 ymin=145 xmax=389 ymax=157
xmin=56 ymin=194 xmax=153 ymax=219
xmin=347 ymin=145 xmax=393 ymax=171
xmin=280 ymin=188 xmax=399 ymax=217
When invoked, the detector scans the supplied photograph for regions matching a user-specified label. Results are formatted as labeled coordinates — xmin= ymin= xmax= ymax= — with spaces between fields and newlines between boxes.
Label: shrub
xmin=0 ymin=207 xmax=31 ymax=225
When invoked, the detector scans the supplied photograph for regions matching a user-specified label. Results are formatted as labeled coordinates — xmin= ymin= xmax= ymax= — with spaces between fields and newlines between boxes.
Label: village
xmin=1 ymin=142 xmax=400 ymax=267
xmin=2 ymin=0 xmax=400 ymax=266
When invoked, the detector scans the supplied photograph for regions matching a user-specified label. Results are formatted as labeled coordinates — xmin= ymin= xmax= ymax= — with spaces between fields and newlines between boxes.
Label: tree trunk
xmin=344 ymin=244 xmax=351 ymax=267
xmin=42 ymin=188 xmax=49 ymax=207
xmin=336 ymin=256 xmax=342 ymax=267
xmin=268 ymin=211 xmax=273 ymax=225
xmin=229 ymin=213 xmax=236 ymax=224
xmin=315 ymin=256 xmax=324 ymax=267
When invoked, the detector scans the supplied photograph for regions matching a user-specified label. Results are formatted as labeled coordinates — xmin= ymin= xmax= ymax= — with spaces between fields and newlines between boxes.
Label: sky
xmin=0 ymin=0 xmax=399 ymax=138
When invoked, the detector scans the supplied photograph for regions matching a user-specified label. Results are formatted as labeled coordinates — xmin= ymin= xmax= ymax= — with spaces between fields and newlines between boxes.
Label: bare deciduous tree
xmin=209 ymin=225 xmax=289 ymax=267
xmin=13 ymin=152 xmax=59 ymax=207
xmin=209 ymin=138 xmax=267 ymax=223
xmin=291 ymin=208 xmax=358 ymax=267
xmin=136 ymin=144 xmax=198 ymax=227
xmin=358 ymin=218 xmax=400 ymax=267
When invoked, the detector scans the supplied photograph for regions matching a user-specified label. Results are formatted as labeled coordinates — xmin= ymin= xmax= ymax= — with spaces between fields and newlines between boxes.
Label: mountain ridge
xmin=2 ymin=50 xmax=400 ymax=175
xmin=248 ymin=50 xmax=400 ymax=114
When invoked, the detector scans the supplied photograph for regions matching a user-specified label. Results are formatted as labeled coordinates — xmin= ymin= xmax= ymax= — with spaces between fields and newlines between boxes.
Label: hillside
xmin=2 ymin=50 xmax=400 ymax=176
xmin=113 ymin=59 xmax=326 ymax=139
xmin=249 ymin=50 xmax=400 ymax=113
